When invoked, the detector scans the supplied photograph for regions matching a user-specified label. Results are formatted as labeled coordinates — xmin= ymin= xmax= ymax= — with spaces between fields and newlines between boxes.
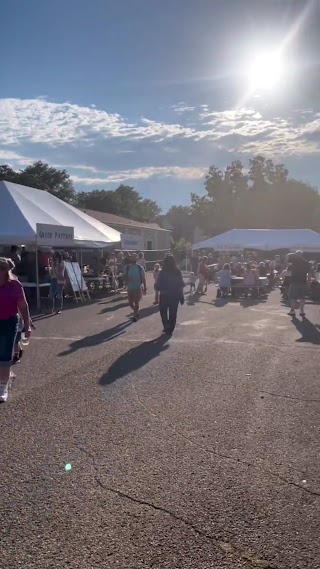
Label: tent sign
xmin=36 ymin=224 xmax=74 ymax=247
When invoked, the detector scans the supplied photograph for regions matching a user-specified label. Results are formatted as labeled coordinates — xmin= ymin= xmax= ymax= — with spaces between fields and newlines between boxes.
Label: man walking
xmin=126 ymin=253 xmax=147 ymax=321
xmin=287 ymin=251 xmax=310 ymax=317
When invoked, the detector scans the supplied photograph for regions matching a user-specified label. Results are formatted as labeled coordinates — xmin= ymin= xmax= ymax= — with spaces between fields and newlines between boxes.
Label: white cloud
xmin=0 ymin=149 xmax=32 ymax=167
xmin=0 ymin=98 xmax=194 ymax=146
xmin=71 ymin=166 xmax=205 ymax=185
xmin=1 ymin=98 xmax=320 ymax=188
xmin=171 ymin=102 xmax=195 ymax=114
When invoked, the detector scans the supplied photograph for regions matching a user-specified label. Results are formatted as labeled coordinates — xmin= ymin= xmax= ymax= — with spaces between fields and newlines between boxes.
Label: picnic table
xmin=230 ymin=276 xmax=268 ymax=297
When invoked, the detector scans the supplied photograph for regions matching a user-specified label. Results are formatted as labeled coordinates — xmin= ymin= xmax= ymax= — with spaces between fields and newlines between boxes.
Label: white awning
xmin=0 ymin=181 xmax=121 ymax=248
xmin=193 ymin=229 xmax=320 ymax=252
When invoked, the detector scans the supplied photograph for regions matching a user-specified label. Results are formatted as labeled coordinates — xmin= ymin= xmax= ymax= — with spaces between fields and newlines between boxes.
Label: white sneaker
xmin=0 ymin=384 xmax=9 ymax=402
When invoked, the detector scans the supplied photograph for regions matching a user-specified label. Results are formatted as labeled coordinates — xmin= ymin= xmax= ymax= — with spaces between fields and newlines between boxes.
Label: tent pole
xmin=35 ymin=245 xmax=40 ymax=312
xmin=80 ymin=248 xmax=84 ymax=290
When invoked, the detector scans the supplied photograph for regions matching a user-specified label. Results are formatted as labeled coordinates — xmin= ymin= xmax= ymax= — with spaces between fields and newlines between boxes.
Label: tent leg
xmin=35 ymin=247 xmax=41 ymax=312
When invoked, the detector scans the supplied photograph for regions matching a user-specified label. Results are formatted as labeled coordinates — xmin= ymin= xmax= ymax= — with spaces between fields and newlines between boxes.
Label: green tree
xmin=18 ymin=161 xmax=76 ymax=203
xmin=78 ymin=184 xmax=161 ymax=222
xmin=191 ymin=156 xmax=320 ymax=235
xmin=166 ymin=205 xmax=194 ymax=242
xmin=0 ymin=164 xmax=17 ymax=182
xmin=0 ymin=161 xmax=76 ymax=203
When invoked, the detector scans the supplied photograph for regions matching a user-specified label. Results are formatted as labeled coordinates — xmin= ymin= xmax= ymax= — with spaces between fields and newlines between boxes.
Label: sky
xmin=1 ymin=0 xmax=320 ymax=212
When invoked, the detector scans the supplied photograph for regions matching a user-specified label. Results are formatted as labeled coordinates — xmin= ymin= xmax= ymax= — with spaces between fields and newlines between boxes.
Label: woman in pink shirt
xmin=0 ymin=258 xmax=31 ymax=402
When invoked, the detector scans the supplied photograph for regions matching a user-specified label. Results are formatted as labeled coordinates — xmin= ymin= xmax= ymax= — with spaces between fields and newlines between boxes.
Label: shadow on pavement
xmin=291 ymin=316 xmax=320 ymax=345
xmin=99 ymin=301 xmax=129 ymax=314
xmin=58 ymin=321 xmax=133 ymax=356
xmin=100 ymin=335 xmax=169 ymax=386
xmin=239 ymin=297 xmax=268 ymax=308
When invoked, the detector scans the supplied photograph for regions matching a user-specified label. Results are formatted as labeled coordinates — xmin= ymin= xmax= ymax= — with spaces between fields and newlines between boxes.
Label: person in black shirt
xmin=287 ymin=251 xmax=310 ymax=317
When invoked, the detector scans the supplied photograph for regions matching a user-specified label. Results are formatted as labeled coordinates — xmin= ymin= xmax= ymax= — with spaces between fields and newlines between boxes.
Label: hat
xmin=0 ymin=257 xmax=15 ymax=270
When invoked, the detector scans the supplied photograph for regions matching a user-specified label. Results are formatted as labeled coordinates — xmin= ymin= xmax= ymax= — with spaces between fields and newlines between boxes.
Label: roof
xmin=193 ymin=229 xmax=320 ymax=252
xmin=79 ymin=208 xmax=170 ymax=231
xmin=0 ymin=181 xmax=121 ymax=247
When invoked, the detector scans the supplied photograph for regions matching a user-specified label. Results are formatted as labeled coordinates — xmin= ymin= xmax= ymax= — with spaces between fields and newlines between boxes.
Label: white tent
xmin=0 ymin=181 xmax=121 ymax=248
xmin=193 ymin=229 xmax=320 ymax=252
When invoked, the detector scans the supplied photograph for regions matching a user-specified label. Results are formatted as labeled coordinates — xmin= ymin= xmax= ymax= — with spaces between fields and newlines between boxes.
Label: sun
xmin=248 ymin=51 xmax=283 ymax=90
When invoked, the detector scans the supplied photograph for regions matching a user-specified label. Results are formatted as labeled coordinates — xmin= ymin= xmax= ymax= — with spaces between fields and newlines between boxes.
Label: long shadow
xmin=135 ymin=304 xmax=160 ymax=319
xmin=187 ymin=293 xmax=200 ymax=306
xmin=239 ymin=297 xmax=268 ymax=309
xmin=291 ymin=316 xmax=320 ymax=345
xmin=99 ymin=301 xmax=129 ymax=315
xmin=213 ymin=298 xmax=230 ymax=308
xmin=100 ymin=335 xmax=170 ymax=386
xmin=58 ymin=320 xmax=133 ymax=356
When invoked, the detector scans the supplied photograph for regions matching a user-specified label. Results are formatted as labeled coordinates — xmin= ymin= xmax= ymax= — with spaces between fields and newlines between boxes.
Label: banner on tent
xmin=121 ymin=234 xmax=143 ymax=250
xmin=36 ymin=223 xmax=74 ymax=247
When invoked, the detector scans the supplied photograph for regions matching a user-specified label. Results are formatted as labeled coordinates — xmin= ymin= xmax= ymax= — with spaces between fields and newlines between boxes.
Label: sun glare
xmin=248 ymin=52 xmax=283 ymax=91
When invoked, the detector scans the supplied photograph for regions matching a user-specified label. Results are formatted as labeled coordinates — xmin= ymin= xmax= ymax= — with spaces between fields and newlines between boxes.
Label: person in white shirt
xmin=217 ymin=263 xmax=232 ymax=297
xmin=137 ymin=252 xmax=146 ymax=270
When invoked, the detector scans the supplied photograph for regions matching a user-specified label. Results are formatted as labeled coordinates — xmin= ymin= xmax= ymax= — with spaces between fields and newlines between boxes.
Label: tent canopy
xmin=0 ymin=181 xmax=121 ymax=248
xmin=193 ymin=229 xmax=320 ymax=252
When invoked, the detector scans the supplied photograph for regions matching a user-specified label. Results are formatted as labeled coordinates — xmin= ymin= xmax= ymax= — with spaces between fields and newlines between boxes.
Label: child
xmin=217 ymin=263 xmax=231 ymax=297
xmin=243 ymin=263 xmax=259 ymax=298
xmin=189 ymin=271 xmax=197 ymax=292
xmin=153 ymin=263 xmax=161 ymax=303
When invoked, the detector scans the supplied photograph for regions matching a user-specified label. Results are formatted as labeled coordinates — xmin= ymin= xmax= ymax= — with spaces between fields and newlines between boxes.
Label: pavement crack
xmin=77 ymin=446 xmax=277 ymax=569
xmin=130 ymin=385 xmax=320 ymax=499
xmin=260 ymin=390 xmax=320 ymax=404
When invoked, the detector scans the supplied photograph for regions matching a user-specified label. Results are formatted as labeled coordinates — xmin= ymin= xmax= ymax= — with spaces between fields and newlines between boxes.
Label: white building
xmin=79 ymin=208 xmax=171 ymax=251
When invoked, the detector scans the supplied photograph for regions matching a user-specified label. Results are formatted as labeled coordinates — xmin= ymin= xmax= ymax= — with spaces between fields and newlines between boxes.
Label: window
xmin=147 ymin=240 xmax=153 ymax=250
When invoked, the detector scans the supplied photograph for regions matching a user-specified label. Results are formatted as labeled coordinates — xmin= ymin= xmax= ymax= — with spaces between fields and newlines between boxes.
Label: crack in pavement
xmin=78 ymin=446 xmax=278 ymax=569
xmin=130 ymin=384 xmax=320 ymax=499
xmin=260 ymin=390 xmax=320 ymax=404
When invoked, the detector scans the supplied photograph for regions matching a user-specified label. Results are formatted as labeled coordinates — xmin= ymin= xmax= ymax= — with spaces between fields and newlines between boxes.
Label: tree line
xmin=1 ymin=156 xmax=320 ymax=239
xmin=0 ymin=162 xmax=161 ymax=223
xmin=167 ymin=155 xmax=320 ymax=245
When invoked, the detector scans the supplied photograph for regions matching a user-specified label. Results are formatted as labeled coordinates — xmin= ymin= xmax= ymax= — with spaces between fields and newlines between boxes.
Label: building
xmin=80 ymin=208 xmax=171 ymax=251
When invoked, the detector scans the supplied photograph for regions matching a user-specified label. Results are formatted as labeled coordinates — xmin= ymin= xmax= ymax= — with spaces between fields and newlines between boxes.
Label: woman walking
xmin=49 ymin=252 xmax=66 ymax=314
xmin=155 ymin=255 xmax=185 ymax=335
xmin=0 ymin=258 xmax=31 ymax=402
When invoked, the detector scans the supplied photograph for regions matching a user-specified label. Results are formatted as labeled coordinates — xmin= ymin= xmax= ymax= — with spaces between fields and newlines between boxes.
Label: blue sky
xmin=1 ymin=0 xmax=320 ymax=211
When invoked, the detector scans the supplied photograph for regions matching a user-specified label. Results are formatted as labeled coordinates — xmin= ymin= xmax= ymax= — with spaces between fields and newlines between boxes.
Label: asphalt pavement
xmin=1 ymin=278 xmax=320 ymax=568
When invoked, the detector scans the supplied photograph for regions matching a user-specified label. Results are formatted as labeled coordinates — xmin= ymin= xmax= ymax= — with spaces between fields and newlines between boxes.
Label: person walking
xmin=49 ymin=252 xmax=66 ymax=314
xmin=155 ymin=255 xmax=185 ymax=335
xmin=126 ymin=254 xmax=147 ymax=321
xmin=196 ymin=256 xmax=208 ymax=294
xmin=0 ymin=258 xmax=31 ymax=402
xmin=287 ymin=251 xmax=310 ymax=317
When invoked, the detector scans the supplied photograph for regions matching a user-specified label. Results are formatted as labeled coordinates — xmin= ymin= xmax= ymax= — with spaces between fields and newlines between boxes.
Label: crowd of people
xmin=0 ymin=246 xmax=319 ymax=403
xmin=189 ymin=250 xmax=320 ymax=313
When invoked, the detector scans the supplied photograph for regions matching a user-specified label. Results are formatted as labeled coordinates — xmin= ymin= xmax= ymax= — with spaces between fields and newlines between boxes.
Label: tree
xmin=78 ymin=184 xmax=161 ymax=222
xmin=191 ymin=156 xmax=320 ymax=235
xmin=0 ymin=161 xmax=76 ymax=203
xmin=165 ymin=205 xmax=194 ymax=242
xmin=0 ymin=165 xmax=17 ymax=182
xmin=18 ymin=161 xmax=76 ymax=203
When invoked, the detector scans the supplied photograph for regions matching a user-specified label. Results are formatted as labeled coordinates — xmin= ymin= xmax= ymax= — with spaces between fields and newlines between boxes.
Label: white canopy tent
xmin=193 ymin=229 xmax=320 ymax=252
xmin=0 ymin=181 xmax=121 ymax=248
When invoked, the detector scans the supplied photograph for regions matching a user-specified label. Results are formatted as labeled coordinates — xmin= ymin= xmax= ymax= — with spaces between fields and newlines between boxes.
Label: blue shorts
xmin=0 ymin=316 xmax=18 ymax=367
